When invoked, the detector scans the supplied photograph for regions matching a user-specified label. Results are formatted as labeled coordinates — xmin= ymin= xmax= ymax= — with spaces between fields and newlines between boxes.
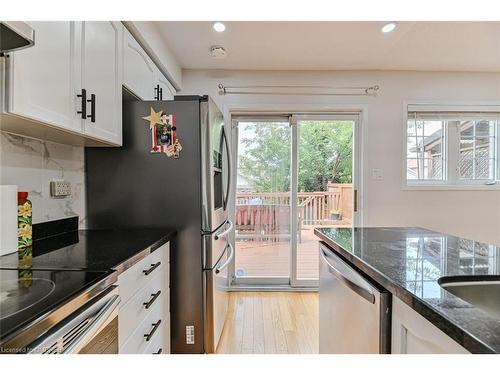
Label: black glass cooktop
xmin=0 ymin=228 xmax=175 ymax=271
xmin=0 ymin=268 xmax=112 ymax=347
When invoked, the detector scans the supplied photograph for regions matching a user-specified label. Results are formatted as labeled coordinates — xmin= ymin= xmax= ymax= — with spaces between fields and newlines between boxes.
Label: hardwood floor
xmin=216 ymin=292 xmax=319 ymax=354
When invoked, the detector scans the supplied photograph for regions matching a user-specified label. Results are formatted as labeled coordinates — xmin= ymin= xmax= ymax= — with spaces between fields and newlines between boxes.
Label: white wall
xmin=0 ymin=131 xmax=86 ymax=227
xmin=180 ymin=69 xmax=500 ymax=245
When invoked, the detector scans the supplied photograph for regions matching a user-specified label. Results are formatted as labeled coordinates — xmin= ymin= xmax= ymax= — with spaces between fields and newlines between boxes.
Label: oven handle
xmin=62 ymin=294 xmax=120 ymax=354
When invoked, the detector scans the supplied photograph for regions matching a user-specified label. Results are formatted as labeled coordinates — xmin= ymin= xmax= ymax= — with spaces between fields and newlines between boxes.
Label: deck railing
xmin=235 ymin=184 xmax=352 ymax=230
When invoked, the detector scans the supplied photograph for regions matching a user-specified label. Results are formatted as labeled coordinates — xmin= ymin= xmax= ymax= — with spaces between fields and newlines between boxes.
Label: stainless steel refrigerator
xmin=85 ymin=94 xmax=233 ymax=354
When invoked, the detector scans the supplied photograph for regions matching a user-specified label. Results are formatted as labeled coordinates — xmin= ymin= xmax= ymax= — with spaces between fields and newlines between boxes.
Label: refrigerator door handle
xmin=214 ymin=220 xmax=233 ymax=240
xmin=320 ymin=247 xmax=375 ymax=304
xmin=221 ymin=126 xmax=232 ymax=211
xmin=215 ymin=243 xmax=234 ymax=274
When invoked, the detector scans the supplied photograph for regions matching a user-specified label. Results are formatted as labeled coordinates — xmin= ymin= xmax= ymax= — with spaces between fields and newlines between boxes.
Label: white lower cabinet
xmin=117 ymin=242 xmax=170 ymax=354
xmin=391 ymin=296 xmax=469 ymax=354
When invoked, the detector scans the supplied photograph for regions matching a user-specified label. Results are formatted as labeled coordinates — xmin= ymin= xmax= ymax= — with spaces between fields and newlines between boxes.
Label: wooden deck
xmin=235 ymin=224 xmax=351 ymax=279
xmin=216 ymin=291 xmax=319 ymax=354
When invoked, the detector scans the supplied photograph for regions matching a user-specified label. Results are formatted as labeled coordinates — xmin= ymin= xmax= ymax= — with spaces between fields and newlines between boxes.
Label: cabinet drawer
xmin=118 ymin=248 xmax=163 ymax=303
xmin=119 ymin=272 xmax=163 ymax=346
xmin=119 ymin=300 xmax=163 ymax=354
xmin=143 ymin=316 xmax=168 ymax=354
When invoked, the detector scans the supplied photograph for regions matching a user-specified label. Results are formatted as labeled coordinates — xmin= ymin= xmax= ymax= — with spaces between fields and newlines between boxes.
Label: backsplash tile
xmin=0 ymin=131 xmax=86 ymax=228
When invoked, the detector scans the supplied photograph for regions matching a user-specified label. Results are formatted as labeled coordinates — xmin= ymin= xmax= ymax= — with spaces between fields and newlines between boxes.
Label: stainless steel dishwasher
xmin=319 ymin=242 xmax=391 ymax=354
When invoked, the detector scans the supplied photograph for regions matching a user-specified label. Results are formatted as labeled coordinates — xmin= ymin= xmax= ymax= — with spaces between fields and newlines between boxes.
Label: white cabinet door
xmin=391 ymin=297 xmax=469 ymax=354
xmin=123 ymin=28 xmax=157 ymax=100
xmin=6 ymin=21 xmax=82 ymax=133
xmin=81 ymin=21 xmax=122 ymax=145
xmin=156 ymin=69 xmax=176 ymax=101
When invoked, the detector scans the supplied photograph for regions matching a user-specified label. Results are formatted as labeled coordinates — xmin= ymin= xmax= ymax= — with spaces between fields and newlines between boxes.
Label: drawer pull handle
xmin=153 ymin=348 xmax=162 ymax=354
xmin=144 ymin=319 xmax=162 ymax=342
xmin=143 ymin=290 xmax=161 ymax=309
xmin=143 ymin=261 xmax=161 ymax=276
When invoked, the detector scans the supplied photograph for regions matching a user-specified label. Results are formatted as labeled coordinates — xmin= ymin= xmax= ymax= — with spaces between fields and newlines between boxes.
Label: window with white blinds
xmin=406 ymin=105 xmax=500 ymax=186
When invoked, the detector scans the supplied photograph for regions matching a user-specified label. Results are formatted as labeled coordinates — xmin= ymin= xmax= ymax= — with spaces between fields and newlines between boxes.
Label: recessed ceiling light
xmin=213 ymin=22 xmax=226 ymax=32
xmin=381 ymin=22 xmax=397 ymax=33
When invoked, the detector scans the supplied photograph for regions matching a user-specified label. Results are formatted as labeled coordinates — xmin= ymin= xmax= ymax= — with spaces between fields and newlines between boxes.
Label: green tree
xmin=238 ymin=121 xmax=352 ymax=193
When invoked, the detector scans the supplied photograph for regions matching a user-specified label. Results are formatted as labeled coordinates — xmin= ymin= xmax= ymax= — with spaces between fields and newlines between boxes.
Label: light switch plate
xmin=372 ymin=169 xmax=383 ymax=180
xmin=50 ymin=180 xmax=71 ymax=197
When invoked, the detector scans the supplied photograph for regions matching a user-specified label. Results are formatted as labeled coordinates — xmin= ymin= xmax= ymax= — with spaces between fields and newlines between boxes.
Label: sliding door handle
xmin=77 ymin=89 xmax=87 ymax=119
xmin=354 ymin=189 xmax=358 ymax=212
xmin=87 ymin=94 xmax=96 ymax=123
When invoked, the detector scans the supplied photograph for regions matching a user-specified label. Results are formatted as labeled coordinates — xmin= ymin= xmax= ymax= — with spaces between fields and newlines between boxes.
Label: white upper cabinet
xmin=156 ymin=68 xmax=176 ymax=101
xmin=5 ymin=21 xmax=82 ymax=133
xmin=2 ymin=21 xmax=123 ymax=146
xmin=123 ymin=28 xmax=157 ymax=100
xmin=81 ymin=21 xmax=122 ymax=145
xmin=123 ymin=27 xmax=177 ymax=101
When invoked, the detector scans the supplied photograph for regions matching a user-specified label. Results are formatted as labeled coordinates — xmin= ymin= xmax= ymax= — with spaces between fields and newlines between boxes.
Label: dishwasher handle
xmin=320 ymin=247 xmax=376 ymax=304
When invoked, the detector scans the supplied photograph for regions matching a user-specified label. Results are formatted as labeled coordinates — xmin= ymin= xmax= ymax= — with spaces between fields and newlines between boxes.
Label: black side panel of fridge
xmin=85 ymin=96 xmax=204 ymax=354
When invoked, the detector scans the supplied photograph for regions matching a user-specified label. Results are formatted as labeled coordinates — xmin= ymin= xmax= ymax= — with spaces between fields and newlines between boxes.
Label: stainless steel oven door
xmin=201 ymin=97 xmax=232 ymax=233
xmin=29 ymin=286 xmax=120 ymax=354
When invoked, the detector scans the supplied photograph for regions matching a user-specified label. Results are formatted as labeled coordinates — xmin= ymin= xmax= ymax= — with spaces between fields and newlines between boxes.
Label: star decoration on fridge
xmin=142 ymin=107 xmax=163 ymax=129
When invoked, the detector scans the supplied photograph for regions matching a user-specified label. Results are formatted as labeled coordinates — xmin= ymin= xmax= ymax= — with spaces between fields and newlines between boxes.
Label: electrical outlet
xmin=50 ymin=180 xmax=71 ymax=197
xmin=186 ymin=325 xmax=195 ymax=344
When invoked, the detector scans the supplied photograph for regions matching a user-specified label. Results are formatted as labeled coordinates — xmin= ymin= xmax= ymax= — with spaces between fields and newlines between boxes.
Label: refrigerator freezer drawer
xmin=319 ymin=242 xmax=391 ymax=354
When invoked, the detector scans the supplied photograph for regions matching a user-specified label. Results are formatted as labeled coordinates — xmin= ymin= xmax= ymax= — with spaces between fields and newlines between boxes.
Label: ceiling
xmin=155 ymin=21 xmax=500 ymax=72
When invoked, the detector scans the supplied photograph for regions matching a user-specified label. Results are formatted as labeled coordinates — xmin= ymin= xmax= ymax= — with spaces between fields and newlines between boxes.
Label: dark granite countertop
xmin=0 ymin=228 xmax=176 ymax=273
xmin=315 ymin=227 xmax=500 ymax=354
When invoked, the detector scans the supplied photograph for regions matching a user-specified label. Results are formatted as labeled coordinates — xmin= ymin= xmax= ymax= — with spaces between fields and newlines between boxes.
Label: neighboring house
xmin=407 ymin=120 xmax=493 ymax=180
xmin=237 ymin=173 xmax=256 ymax=193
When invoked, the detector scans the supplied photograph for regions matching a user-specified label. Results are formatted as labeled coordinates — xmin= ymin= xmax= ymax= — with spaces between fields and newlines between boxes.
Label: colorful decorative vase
xmin=17 ymin=192 xmax=33 ymax=287
xmin=17 ymin=192 xmax=33 ymax=261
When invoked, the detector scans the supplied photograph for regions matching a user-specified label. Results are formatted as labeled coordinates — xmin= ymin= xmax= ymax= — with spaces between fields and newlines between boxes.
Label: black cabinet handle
xmin=87 ymin=94 xmax=96 ymax=123
xmin=144 ymin=319 xmax=162 ymax=342
xmin=154 ymin=84 xmax=160 ymax=100
xmin=77 ymin=89 xmax=87 ymax=119
xmin=153 ymin=348 xmax=162 ymax=354
xmin=143 ymin=261 xmax=161 ymax=276
xmin=143 ymin=290 xmax=161 ymax=309
xmin=159 ymin=87 xmax=163 ymax=101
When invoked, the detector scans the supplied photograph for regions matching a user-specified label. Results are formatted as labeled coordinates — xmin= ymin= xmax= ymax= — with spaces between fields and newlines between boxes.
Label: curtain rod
xmin=218 ymin=83 xmax=380 ymax=96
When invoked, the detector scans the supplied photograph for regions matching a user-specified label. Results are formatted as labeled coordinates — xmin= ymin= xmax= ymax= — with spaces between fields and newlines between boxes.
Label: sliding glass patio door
xmin=232 ymin=117 xmax=292 ymax=285
xmin=291 ymin=115 xmax=358 ymax=287
xmin=231 ymin=114 xmax=360 ymax=288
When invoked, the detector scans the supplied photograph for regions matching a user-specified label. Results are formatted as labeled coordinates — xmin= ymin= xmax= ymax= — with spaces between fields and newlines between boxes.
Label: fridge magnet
xmin=142 ymin=107 xmax=182 ymax=158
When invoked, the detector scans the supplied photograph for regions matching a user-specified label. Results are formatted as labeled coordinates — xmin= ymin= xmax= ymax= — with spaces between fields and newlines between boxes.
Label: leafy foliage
xmin=238 ymin=121 xmax=353 ymax=193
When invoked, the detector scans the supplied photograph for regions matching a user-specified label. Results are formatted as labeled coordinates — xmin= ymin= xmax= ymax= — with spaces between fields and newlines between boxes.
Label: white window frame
xmin=402 ymin=102 xmax=500 ymax=190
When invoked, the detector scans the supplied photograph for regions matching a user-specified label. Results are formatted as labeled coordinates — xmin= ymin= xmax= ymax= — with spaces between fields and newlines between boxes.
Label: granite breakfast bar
xmin=315 ymin=227 xmax=500 ymax=354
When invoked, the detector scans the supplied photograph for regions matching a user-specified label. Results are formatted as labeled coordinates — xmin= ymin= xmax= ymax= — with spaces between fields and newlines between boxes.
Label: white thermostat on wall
xmin=50 ymin=180 xmax=71 ymax=197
